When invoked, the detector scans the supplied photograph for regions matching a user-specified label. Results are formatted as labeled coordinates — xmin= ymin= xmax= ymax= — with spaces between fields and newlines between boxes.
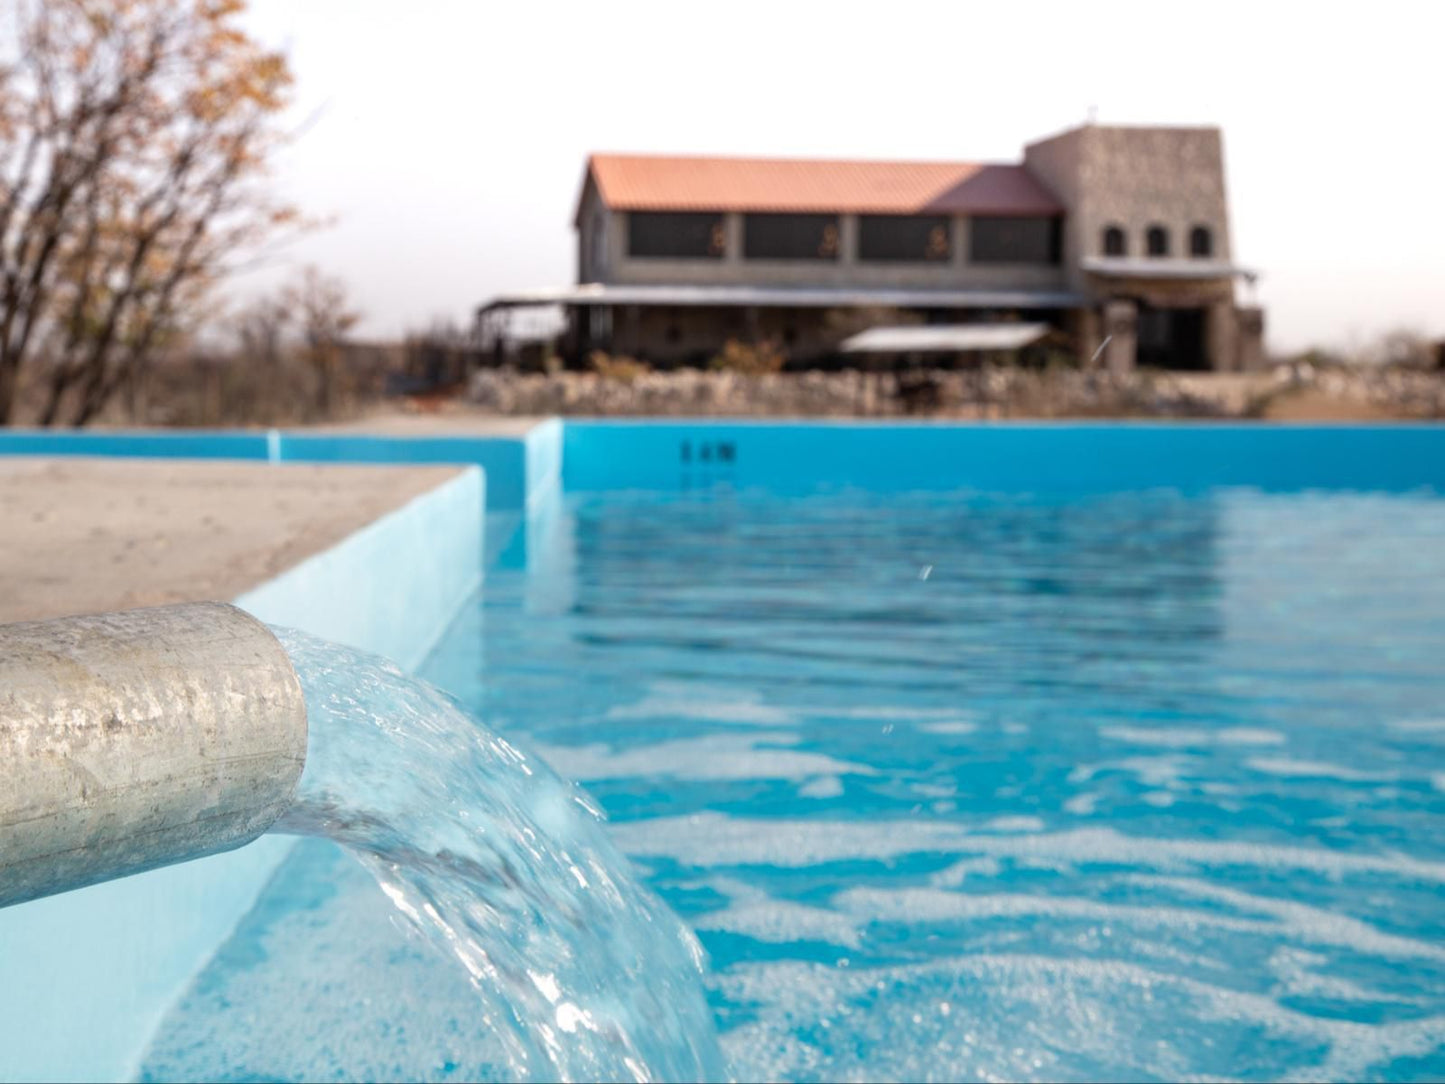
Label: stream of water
xmin=260 ymin=628 xmax=724 ymax=1083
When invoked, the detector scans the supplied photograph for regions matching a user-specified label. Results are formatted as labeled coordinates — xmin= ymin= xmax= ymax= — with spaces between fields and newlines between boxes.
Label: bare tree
xmin=232 ymin=291 xmax=291 ymax=416
xmin=402 ymin=316 xmax=477 ymax=391
xmin=0 ymin=0 xmax=298 ymax=426
xmin=284 ymin=266 xmax=358 ymax=417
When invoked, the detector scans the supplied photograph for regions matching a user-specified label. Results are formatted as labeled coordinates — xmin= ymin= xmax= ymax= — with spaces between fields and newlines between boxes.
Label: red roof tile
xmin=582 ymin=154 xmax=1063 ymax=219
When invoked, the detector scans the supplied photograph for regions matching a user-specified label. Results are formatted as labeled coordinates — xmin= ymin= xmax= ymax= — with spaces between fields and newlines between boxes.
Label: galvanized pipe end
xmin=0 ymin=602 xmax=308 ymax=909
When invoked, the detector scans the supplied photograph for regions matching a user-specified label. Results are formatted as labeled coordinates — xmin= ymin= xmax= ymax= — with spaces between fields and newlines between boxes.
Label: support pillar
xmin=1235 ymin=306 xmax=1265 ymax=372
xmin=1102 ymin=300 xmax=1138 ymax=375
xmin=1208 ymin=300 xmax=1239 ymax=372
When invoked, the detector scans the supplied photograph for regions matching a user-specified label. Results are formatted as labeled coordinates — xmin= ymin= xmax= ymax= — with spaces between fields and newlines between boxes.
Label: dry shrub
xmin=708 ymin=339 xmax=787 ymax=376
xmin=588 ymin=351 xmax=651 ymax=382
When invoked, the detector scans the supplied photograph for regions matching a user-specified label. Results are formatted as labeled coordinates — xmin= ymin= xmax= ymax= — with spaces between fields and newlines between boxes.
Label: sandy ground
xmin=313 ymin=411 xmax=547 ymax=436
xmin=0 ymin=458 xmax=462 ymax=624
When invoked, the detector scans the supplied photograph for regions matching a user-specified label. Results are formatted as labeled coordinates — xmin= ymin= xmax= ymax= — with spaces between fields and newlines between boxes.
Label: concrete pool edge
xmin=0 ymin=466 xmax=486 ymax=1084
xmin=0 ymin=420 xmax=559 ymax=515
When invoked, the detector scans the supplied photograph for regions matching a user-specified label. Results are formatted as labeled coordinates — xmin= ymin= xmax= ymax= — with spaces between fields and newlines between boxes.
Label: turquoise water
xmin=141 ymin=483 xmax=1445 ymax=1082
xmin=423 ymin=486 xmax=1445 ymax=1082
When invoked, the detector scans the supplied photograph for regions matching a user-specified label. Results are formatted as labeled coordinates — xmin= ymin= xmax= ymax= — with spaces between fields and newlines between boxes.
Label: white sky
xmin=241 ymin=0 xmax=1443 ymax=354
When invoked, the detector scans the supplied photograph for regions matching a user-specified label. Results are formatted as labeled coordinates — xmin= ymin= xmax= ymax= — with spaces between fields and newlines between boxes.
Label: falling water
xmin=268 ymin=627 xmax=726 ymax=1083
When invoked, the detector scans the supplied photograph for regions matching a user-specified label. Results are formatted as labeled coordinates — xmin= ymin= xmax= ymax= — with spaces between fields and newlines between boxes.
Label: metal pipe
xmin=0 ymin=602 xmax=307 ymax=909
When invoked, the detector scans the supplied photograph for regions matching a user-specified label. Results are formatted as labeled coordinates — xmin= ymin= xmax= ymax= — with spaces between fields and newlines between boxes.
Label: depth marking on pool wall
xmin=679 ymin=439 xmax=737 ymax=465
xmin=679 ymin=438 xmax=739 ymax=489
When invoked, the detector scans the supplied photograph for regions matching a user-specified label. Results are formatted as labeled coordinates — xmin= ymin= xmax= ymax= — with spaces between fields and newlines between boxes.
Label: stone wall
xmin=469 ymin=366 xmax=1245 ymax=419
xmin=468 ymin=364 xmax=1445 ymax=421
xmin=1026 ymin=125 xmax=1233 ymax=291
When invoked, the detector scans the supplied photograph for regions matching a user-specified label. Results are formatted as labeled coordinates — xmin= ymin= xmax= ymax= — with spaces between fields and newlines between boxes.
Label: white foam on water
xmin=826 ymin=706 xmax=979 ymax=722
xmin=1389 ymin=718 xmax=1445 ymax=735
xmin=610 ymin=812 xmax=974 ymax=868
xmin=1245 ymin=757 xmax=1398 ymax=783
xmin=610 ymin=814 xmax=1445 ymax=883
xmin=1099 ymin=725 xmax=1286 ymax=748
xmin=983 ymin=816 xmax=1047 ymax=833
xmin=1122 ymin=875 xmax=1445 ymax=963
xmin=533 ymin=731 xmax=877 ymax=783
xmin=138 ymin=841 xmax=517 ymax=1082
xmin=929 ymin=857 xmax=1003 ymax=887
xmin=1267 ymin=947 xmax=1414 ymax=1005
xmin=715 ymin=955 xmax=1445 ymax=1083
xmin=917 ymin=720 xmax=980 ymax=735
xmin=833 ymin=883 xmax=1445 ymax=964
xmin=605 ymin=681 xmax=795 ymax=726
xmin=799 ymin=775 xmax=845 ymax=799
xmin=696 ymin=899 xmax=862 ymax=950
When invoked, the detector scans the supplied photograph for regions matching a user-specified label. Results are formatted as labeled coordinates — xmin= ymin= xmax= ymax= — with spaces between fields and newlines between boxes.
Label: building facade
xmin=479 ymin=124 xmax=1265 ymax=372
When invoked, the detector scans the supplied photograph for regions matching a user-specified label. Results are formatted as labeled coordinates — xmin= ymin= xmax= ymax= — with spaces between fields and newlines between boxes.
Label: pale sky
xmin=241 ymin=0 xmax=1443 ymax=355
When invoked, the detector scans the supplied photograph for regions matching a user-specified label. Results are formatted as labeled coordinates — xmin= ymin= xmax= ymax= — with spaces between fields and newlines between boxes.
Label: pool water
xmin=419 ymin=485 xmax=1445 ymax=1082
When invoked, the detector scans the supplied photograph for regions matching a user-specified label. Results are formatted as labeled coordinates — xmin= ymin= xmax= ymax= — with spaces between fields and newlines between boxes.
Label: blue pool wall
xmin=10 ymin=419 xmax=1442 ymax=506
xmin=562 ymin=420 xmax=1445 ymax=496
xmin=4 ymin=419 xmax=1445 ymax=502
xmin=0 ymin=467 xmax=486 ymax=1084
xmin=236 ymin=467 xmax=486 ymax=669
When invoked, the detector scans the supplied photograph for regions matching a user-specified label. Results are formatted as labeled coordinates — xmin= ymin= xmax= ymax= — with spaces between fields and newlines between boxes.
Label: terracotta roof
xmin=579 ymin=154 xmax=1063 ymax=220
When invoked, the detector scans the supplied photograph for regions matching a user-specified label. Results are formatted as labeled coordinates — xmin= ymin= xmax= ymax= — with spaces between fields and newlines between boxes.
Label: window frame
xmin=626 ymin=211 xmax=727 ymax=260
xmin=967 ymin=215 xmax=1063 ymax=266
xmin=1146 ymin=224 xmax=1171 ymax=258
xmin=857 ymin=214 xmax=953 ymax=264
xmin=1189 ymin=225 xmax=1213 ymax=258
xmin=1102 ymin=225 xmax=1127 ymax=257
xmin=742 ymin=213 xmax=842 ymax=261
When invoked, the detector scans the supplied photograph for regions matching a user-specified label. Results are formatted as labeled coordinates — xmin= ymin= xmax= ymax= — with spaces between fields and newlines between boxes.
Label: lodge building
xmin=478 ymin=123 xmax=1264 ymax=372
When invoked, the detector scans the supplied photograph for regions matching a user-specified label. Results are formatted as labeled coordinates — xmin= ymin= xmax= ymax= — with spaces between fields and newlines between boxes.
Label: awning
xmin=478 ymin=283 xmax=1087 ymax=314
xmin=1080 ymin=257 xmax=1257 ymax=282
xmin=840 ymin=323 xmax=1049 ymax=354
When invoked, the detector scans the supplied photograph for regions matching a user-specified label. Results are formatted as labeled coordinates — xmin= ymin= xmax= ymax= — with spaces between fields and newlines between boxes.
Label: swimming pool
xmin=131 ymin=422 xmax=1445 ymax=1082
xmin=6 ymin=421 xmax=1445 ymax=1081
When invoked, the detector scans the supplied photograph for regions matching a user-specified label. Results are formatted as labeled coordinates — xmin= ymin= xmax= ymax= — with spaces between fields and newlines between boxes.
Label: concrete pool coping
xmin=4 ymin=416 xmax=1445 ymax=1082
xmin=0 ymin=459 xmax=466 ymax=625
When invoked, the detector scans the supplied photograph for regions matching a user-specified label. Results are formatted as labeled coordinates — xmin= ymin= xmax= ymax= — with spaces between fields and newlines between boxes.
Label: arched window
xmin=1102 ymin=225 xmax=1127 ymax=256
xmin=1146 ymin=225 xmax=1170 ymax=257
xmin=1189 ymin=225 xmax=1213 ymax=258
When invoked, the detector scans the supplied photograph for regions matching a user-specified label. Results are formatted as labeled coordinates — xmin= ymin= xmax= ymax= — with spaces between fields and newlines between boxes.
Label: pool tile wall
xmin=0 ymin=467 xmax=485 ymax=1084
xmin=562 ymin=420 xmax=1445 ymax=495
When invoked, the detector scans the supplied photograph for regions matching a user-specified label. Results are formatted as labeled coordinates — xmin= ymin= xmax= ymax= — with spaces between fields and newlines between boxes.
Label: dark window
xmin=1189 ymin=226 xmax=1213 ymax=258
xmin=627 ymin=212 xmax=725 ymax=259
xmin=1102 ymin=225 xmax=1127 ymax=257
xmin=858 ymin=215 xmax=952 ymax=262
xmin=969 ymin=216 xmax=1062 ymax=265
xmin=743 ymin=214 xmax=840 ymax=260
xmin=1146 ymin=225 xmax=1170 ymax=257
